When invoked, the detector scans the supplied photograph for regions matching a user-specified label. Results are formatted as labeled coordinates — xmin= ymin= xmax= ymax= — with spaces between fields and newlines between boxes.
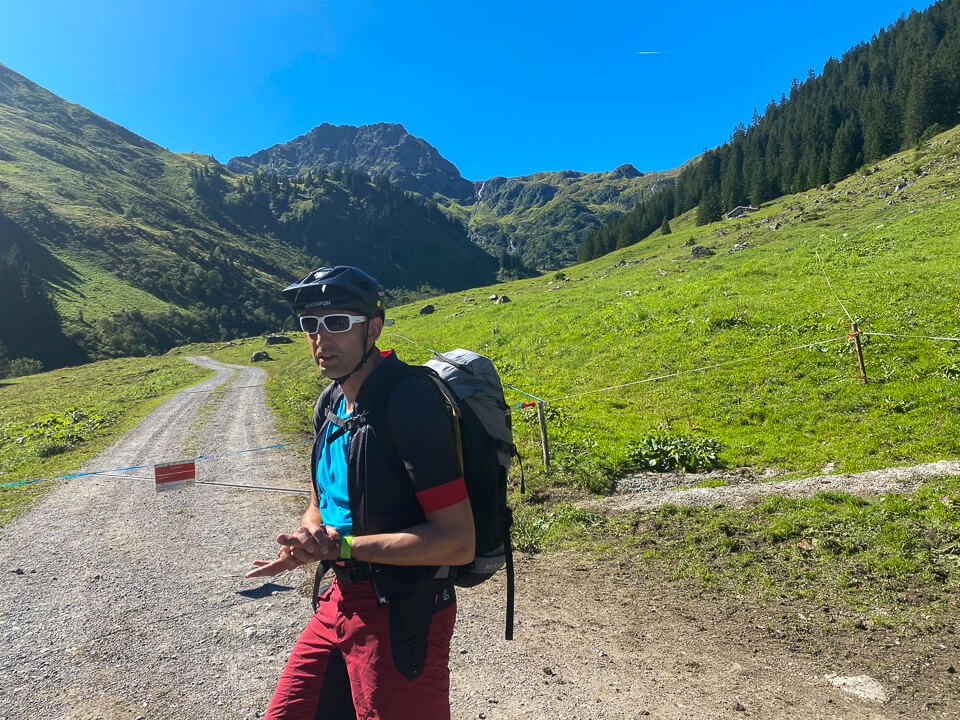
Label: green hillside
xmin=228 ymin=122 xmax=681 ymax=271
xmin=448 ymin=165 xmax=680 ymax=270
xmin=46 ymin=249 xmax=170 ymax=322
xmin=0 ymin=64 xmax=497 ymax=374
xmin=583 ymin=0 xmax=960 ymax=261
xmin=229 ymin=124 xmax=960 ymax=491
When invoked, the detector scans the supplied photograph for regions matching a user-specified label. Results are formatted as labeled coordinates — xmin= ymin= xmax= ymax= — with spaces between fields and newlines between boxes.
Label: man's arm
xmin=291 ymin=497 xmax=474 ymax=567
xmin=246 ymin=375 xmax=475 ymax=577
xmin=246 ymin=499 xmax=474 ymax=576
xmin=300 ymin=481 xmax=324 ymax=531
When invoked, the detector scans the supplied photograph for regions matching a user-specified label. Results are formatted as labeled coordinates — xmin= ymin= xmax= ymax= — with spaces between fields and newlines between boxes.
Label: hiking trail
xmin=1 ymin=356 xmax=956 ymax=719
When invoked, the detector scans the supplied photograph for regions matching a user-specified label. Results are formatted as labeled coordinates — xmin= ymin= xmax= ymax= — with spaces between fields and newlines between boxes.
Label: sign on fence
xmin=154 ymin=461 xmax=196 ymax=492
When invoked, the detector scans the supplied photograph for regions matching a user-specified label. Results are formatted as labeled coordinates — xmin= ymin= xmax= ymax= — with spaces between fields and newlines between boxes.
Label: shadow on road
xmin=236 ymin=582 xmax=296 ymax=600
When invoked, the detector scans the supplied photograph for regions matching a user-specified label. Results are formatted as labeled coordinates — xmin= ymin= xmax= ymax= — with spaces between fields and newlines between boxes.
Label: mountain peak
xmin=228 ymin=122 xmax=474 ymax=199
xmin=608 ymin=163 xmax=642 ymax=179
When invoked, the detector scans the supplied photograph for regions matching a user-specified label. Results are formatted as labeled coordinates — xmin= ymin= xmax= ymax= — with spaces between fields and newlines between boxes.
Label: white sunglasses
xmin=298 ymin=313 xmax=368 ymax=334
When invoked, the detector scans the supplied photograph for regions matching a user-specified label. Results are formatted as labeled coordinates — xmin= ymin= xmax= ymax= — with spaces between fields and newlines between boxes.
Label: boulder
xmin=265 ymin=334 xmax=292 ymax=345
xmin=251 ymin=351 xmax=272 ymax=362
xmin=419 ymin=304 xmax=435 ymax=315
xmin=464 ymin=297 xmax=475 ymax=302
xmin=488 ymin=294 xmax=499 ymax=301
xmin=691 ymin=245 xmax=715 ymax=259
xmin=495 ymin=295 xmax=511 ymax=304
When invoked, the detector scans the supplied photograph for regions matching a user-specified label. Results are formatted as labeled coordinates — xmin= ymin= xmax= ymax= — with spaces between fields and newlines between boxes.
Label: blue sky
xmin=1 ymin=0 xmax=929 ymax=180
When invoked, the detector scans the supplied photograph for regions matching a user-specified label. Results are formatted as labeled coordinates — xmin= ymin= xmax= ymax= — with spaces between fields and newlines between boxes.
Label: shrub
xmin=35 ymin=441 xmax=73 ymax=458
xmin=6 ymin=357 xmax=44 ymax=377
xmin=935 ymin=359 xmax=960 ymax=379
xmin=626 ymin=426 xmax=723 ymax=472
xmin=17 ymin=407 xmax=118 ymax=458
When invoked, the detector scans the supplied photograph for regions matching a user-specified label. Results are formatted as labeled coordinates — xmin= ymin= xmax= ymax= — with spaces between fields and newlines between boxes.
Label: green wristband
xmin=340 ymin=535 xmax=353 ymax=560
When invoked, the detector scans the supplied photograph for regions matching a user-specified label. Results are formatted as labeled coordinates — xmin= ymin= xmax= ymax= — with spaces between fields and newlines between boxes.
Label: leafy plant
xmin=935 ymin=359 xmax=960 ymax=379
xmin=626 ymin=426 xmax=723 ymax=472
xmin=17 ymin=407 xmax=118 ymax=458
xmin=878 ymin=396 xmax=917 ymax=414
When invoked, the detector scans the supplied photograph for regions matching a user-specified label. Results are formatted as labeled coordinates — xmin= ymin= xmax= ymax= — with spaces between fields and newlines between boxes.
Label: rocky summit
xmin=228 ymin=122 xmax=475 ymax=200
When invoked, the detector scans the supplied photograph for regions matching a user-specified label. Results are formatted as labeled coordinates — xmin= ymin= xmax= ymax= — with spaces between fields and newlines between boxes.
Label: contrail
xmin=636 ymin=51 xmax=664 ymax=55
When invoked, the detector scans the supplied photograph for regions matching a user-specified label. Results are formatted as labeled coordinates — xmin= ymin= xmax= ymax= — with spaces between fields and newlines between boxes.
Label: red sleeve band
xmin=415 ymin=477 xmax=468 ymax=514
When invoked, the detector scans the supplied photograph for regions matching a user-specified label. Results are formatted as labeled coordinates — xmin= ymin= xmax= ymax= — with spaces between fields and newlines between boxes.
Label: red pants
xmin=267 ymin=579 xmax=457 ymax=720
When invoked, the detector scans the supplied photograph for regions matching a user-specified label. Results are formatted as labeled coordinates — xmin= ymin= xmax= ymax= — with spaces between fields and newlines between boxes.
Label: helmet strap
xmin=331 ymin=322 xmax=377 ymax=386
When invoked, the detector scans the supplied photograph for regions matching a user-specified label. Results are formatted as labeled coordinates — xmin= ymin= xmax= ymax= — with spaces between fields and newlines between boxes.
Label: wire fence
xmin=0 ymin=440 xmax=311 ymax=491
xmin=4 ymin=241 xmax=958 ymax=489
xmin=388 ymin=243 xmax=959 ymax=470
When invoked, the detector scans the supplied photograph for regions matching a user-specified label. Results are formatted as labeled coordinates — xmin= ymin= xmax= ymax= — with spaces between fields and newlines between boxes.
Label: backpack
xmin=318 ymin=348 xmax=521 ymax=639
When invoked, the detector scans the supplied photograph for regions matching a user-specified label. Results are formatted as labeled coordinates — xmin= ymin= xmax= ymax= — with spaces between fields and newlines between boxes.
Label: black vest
xmin=310 ymin=352 xmax=447 ymax=597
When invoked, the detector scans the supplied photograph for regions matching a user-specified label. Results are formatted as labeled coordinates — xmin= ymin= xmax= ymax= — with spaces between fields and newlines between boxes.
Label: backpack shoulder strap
xmin=419 ymin=372 xmax=465 ymax=473
xmin=322 ymin=362 xmax=434 ymax=444
xmin=314 ymin=383 xmax=343 ymax=438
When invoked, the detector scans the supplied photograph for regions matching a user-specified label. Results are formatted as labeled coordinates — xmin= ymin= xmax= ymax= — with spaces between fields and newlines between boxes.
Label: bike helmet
xmin=282 ymin=266 xmax=386 ymax=317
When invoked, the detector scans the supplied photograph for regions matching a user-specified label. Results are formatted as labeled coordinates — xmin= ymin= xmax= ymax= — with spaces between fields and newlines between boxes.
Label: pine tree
xmin=829 ymin=120 xmax=861 ymax=182
xmin=749 ymin=157 xmax=774 ymax=206
xmin=696 ymin=186 xmax=722 ymax=226
xmin=904 ymin=65 xmax=937 ymax=145
xmin=862 ymin=88 xmax=900 ymax=162
xmin=720 ymin=151 xmax=746 ymax=212
xmin=660 ymin=215 xmax=671 ymax=235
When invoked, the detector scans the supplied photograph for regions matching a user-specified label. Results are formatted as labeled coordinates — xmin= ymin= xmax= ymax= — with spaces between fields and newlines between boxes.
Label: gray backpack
xmin=423 ymin=349 xmax=521 ymax=639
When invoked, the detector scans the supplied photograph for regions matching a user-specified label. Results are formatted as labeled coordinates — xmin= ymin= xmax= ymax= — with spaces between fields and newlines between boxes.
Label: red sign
xmin=154 ymin=461 xmax=196 ymax=492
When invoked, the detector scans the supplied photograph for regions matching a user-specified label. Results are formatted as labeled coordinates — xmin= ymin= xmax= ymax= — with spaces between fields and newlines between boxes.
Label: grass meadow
xmin=3 ymin=127 xmax=959 ymax=628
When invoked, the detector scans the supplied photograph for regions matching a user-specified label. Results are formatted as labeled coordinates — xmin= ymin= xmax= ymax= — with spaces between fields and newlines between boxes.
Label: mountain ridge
xmin=228 ymin=121 xmax=476 ymax=200
xmin=228 ymin=122 xmax=677 ymax=269
xmin=0 ymin=63 xmax=497 ymax=372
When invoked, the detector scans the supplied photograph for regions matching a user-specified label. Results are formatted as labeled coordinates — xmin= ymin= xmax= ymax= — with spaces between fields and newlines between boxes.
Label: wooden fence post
xmin=851 ymin=322 xmax=867 ymax=384
xmin=536 ymin=401 xmax=551 ymax=472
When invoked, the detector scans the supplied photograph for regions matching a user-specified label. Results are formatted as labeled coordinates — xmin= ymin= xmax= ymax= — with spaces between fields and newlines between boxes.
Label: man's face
xmin=301 ymin=309 xmax=381 ymax=378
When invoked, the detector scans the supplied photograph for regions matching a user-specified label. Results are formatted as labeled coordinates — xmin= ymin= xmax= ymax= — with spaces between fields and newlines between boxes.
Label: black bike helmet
xmin=282 ymin=266 xmax=386 ymax=317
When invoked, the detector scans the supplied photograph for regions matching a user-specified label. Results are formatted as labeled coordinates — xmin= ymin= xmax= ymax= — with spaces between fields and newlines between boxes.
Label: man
xmin=246 ymin=265 xmax=475 ymax=720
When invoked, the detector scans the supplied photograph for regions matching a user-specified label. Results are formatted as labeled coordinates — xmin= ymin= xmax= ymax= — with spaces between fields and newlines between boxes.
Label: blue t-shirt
xmin=316 ymin=396 xmax=352 ymax=535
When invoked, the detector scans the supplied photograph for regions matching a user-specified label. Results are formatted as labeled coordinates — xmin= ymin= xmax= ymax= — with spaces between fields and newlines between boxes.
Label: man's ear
xmin=367 ymin=315 xmax=384 ymax=345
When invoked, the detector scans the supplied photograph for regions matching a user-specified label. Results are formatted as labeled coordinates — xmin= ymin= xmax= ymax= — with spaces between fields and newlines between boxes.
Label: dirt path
xmin=0 ymin=357 xmax=308 ymax=719
xmin=1 ymin=357 xmax=956 ymax=719
xmin=587 ymin=460 xmax=960 ymax=512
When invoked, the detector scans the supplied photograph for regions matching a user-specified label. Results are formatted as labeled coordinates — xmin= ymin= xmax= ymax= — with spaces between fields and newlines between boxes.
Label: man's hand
xmin=245 ymin=525 xmax=340 ymax=578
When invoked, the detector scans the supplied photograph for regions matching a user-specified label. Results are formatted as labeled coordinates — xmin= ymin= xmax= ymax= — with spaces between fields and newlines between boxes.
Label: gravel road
xmin=1 ymin=356 xmax=954 ymax=719
xmin=0 ymin=357 xmax=308 ymax=719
